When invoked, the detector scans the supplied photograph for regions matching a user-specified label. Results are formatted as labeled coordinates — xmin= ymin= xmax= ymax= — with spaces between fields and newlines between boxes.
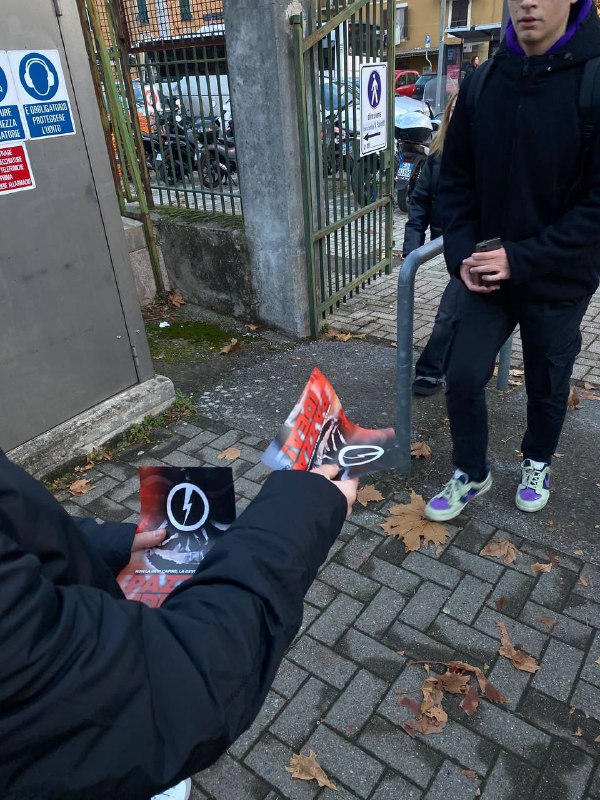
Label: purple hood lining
xmin=505 ymin=0 xmax=594 ymax=55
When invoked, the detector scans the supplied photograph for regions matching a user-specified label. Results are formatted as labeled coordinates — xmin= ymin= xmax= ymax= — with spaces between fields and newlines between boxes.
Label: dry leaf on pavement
xmin=74 ymin=462 xmax=94 ymax=473
xmin=508 ymin=379 xmax=523 ymax=387
xmin=68 ymin=478 xmax=93 ymax=496
xmin=323 ymin=328 xmax=352 ymax=342
xmin=245 ymin=323 xmax=259 ymax=331
xmin=220 ymin=338 xmax=240 ymax=355
xmin=218 ymin=447 xmax=241 ymax=461
xmin=594 ymin=734 xmax=600 ymax=743
xmin=580 ymin=390 xmax=600 ymax=400
xmin=497 ymin=621 xmax=540 ymax=673
xmin=167 ymin=290 xmax=185 ymax=308
xmin=538 ymin=615 xmax=557 ymax=629
xmin=510 ymin=368 xmax=525 ymax=376
xmin=459 ymin=683 xmax=480 ymax=717
xmin=286 ymin=750 xmax=337 ymax=791
xmin=410 ymin=441 xmax=432 ymax=460
xmin=567 ymin=386 xmax=580 ymax=409
xmin=495 ymin=596 xmax=507 ymax=611
xmin=572 ymin=727 xmax=583 ymax=737
xmin=595 ymin=657 xmax=600 ymax=665
xmin=574 ymin=548 xmax=584 ymax=556
xmin=380 ymin=491 xmax=448 ymax=553
xmin=462 ymin=770 xmax=478 ymax=779
xmin=356 ymin=484 xmax=384 ymax=507
xmin=480 ymin=538 xmax=520 ymax=565
xmin=531 ymin=562 xmax=553 ymax=574
xmin=579 ymin=575 xmax=589 ymax=587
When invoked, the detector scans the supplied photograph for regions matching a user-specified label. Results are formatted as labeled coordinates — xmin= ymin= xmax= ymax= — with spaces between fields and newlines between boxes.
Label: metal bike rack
xmin=396 ymin=237 xmax=513 ymax=475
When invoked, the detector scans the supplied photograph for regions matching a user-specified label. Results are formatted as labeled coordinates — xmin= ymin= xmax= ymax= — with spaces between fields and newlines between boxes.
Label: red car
xmin=395 ymin=70 xmax=420 ymax=97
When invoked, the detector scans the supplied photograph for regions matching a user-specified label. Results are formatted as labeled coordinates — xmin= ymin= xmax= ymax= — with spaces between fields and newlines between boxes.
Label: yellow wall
xmin=395 ymin=0 xmax=503 ymax=71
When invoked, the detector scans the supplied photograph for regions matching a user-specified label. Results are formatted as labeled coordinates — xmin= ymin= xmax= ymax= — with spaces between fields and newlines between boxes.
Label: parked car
xmin=412 ymin=73 xmax=438 ymax=100
xmin=394 ymin=70 xmax=420 ymax=97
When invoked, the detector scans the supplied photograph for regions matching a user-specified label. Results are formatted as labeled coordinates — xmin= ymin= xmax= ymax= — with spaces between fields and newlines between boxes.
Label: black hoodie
xmin=439 ymin=1 xmax=600 ymax=302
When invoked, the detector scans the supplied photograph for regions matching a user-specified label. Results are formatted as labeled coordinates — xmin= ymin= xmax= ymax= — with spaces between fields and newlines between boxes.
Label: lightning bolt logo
xmin=166 ymin=482 xmax=210 ymax=532
xmin=182 ymin=485 xmax=194 ymax=526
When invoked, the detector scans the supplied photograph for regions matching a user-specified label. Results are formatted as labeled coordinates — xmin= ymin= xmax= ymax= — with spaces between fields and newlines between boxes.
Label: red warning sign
xmin=0 ymin=143 xmax=35 ymax=196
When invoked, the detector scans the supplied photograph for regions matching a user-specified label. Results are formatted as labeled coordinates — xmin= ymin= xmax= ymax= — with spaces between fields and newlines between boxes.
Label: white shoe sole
xmin=425 ymin=474 xmax=493 ymax=522
xmin=515 ymin=492 xmax=549 ymax=513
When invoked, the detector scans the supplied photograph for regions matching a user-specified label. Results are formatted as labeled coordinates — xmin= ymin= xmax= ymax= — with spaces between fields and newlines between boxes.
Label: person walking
xmin=464 ymin=55 xmax=480 ymax=78
xmin=425 ymin=0 xmax=600 ymax=521
xmin=402 ymin=93 xmax=461 ymax=396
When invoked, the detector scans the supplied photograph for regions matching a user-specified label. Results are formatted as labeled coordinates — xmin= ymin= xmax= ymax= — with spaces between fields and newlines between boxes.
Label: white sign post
xmin=359 ymin=63 xmax=387 ymax=158
xmin=8 ymin=49 xmax=75 ymax=140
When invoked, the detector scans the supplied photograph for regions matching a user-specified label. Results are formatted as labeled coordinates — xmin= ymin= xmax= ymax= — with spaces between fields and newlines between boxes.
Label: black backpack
xmin=466 ymin=55 xmax=600 ymax=151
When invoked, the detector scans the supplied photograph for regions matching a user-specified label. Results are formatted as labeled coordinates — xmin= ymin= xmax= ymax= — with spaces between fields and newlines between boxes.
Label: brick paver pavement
xmin=328 ymin=211 xmax=600 ymax=384
xmin=55 ymin=415 xmax=600 ymax=800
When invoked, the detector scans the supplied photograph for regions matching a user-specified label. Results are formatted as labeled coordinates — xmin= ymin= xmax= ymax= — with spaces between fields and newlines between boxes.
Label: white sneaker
xmin=152 ymin=778 xmax=192 ymax=800
xmin=425 ymin=470 xmax=492 ymax=522
xmin=515 ymin=459 xmax=550 ymax=512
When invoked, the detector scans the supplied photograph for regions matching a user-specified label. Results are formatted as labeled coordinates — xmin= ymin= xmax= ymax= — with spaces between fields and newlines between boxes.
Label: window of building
xmin=395 ymin=3 xmax=408 ymax=43
xmin=180 ymin=0 xmax=192 ymax=22
xmin=136 ymin=0 xmax=149 ymax=24
xmin=449 ymin=0 xmax=470 ymax=28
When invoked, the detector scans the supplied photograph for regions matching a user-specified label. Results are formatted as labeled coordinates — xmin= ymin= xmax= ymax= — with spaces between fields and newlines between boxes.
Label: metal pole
xmin=435 ymin=0 xmax=448 ymax=111
xmin=396 ymin=237 xmax=444 ymax=475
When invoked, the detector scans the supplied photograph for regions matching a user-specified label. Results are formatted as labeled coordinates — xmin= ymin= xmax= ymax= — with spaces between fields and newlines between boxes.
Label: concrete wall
xmin=156 ymin=214 xmax=257 ymax=318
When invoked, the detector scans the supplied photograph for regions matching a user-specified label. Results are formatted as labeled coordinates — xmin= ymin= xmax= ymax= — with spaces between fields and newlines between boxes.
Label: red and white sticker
xmin=0 ymin=142 xmax=35 ymax=195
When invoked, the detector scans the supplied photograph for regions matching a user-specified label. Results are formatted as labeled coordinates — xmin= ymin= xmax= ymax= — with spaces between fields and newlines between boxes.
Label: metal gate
xmin=291 ymin=0 xmax=395 ymax=336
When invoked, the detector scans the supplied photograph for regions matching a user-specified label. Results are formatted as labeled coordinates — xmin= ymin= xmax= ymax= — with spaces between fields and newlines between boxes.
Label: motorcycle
xmin=198 ymin=119 xmax=238 ymax=189
xmin=394 ymin=109 xmax=434 ymax=212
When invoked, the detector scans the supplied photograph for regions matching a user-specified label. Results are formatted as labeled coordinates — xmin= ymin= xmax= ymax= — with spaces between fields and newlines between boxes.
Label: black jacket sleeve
xmin=402 ymin=156 xmax=434 ymax=256
xmin=0 ymin=470 xmax=346 ymax=800
xmin=72 ymin=517 xmax=137 ymax=576
xmin=438 ymin=79 xmax=480 ymax=277
xmin=504 ymin=128 xmax=600 ymax=285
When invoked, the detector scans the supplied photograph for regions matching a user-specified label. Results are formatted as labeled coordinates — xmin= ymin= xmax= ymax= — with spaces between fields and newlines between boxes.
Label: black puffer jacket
xmin=0 ymin=452 xmax=346 ymax=799
xmin=439 ymin=2 xmax=600 ymax=302
xmin=402 ymin=153 xmax=443 ymax=256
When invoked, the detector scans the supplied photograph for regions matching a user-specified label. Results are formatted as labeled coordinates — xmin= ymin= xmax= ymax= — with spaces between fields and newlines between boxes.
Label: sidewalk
xmin=57 ymin=354 xmax=600 ymax=800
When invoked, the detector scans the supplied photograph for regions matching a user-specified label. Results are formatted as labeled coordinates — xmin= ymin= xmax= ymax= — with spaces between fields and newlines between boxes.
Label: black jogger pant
xmin=445 ymin=286 xmax=591 ymax=481
xmin=415 ymin=276 xmax=462 ymax=380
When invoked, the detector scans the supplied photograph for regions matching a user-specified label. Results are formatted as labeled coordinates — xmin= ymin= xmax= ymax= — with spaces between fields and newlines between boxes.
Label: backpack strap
xmin=579 ymin=55 xmax=600 ymax=147
xmin=465 ymin=59 xmax=494 ymax=113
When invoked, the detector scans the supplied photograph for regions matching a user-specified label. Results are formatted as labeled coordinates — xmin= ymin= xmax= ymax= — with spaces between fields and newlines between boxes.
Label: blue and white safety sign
xmin=8 ymin=49 xmax=75 ymax=140
xmin=360 ymin=63 xmax=387 ymax=157
xmin=0 ymin=52 xmax=26 ymax=144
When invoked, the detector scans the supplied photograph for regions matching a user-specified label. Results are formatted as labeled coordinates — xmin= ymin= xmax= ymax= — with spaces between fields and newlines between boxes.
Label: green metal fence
xmin=292 ymin=0 xmax=395 ymax=335
xmin=106 ymin=0 xmax=241 ymax=216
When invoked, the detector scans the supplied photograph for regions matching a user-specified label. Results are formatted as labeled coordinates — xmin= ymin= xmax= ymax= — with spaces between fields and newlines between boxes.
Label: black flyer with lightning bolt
xmin=117 ymin=466 xmax=236 ymax=606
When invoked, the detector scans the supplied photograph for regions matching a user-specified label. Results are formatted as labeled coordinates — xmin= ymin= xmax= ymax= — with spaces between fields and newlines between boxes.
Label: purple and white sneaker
xmin=425 ymin=470 xmax=493 ymax=522
xmin=515 ymin=460 xmax=550 ymax=513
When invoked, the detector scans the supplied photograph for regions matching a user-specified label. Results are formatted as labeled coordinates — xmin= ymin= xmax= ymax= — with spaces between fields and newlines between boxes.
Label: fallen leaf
xmin=410 ymin=441 xmax=432 ymax=460
xmin=397 ymin=650 xmax=406 ymax=657
xmin=595 ymin=657 xmax=600 ymax=666
xmin=399 ymin=696 xmax=422 ymax=715
xmin=531 ymin=562 xmax=553 ymax=574
xmin=567 ymin=386 xmax=580 ymax=409
xmin=68 ymin=478 xmax=93 ymax=496
xmin=497 ymin=620 xmax=540 ymax=673
xmin=568 ymin=707 xmax=576 ymax=717
xmin=462 ymin=770 xmax=478 ymax=779
xmin=245 ymin=323 xmax=259 ymax=331
xmin=356 ymin=484 xmax=384 ymax=507
xmin=574 ymin=548 xmax=584 ymax=556
xmin=352 ymin=333 xmax=367 ymax=339
xmin=218 ymin=447 xmax=241 ymax=461
xmin=167 ymin=290 xmax=185 ymax=308
xmin=595 ymin=735 xmax=600 ymax=743
xmin=390 ymin=341 xmax=397 ymax=348
xmin=449 ymin=661 xmax=508 ymax=705
xmin=510 ymin=368 xmax=525 ymax=376
xmin=324 ymin=329 xmax=352 ymax=342
xmin=579 ymin=575 xmax=589 ymax=587
xmin=550 ymin=554 xmax=560 ymax=567
xmin=480 ymin=538 xmax=520 ymax=565
xmin=220 ymin=338 xmax=239 ymax=355
xmin=459 ymin=683 xmax=480 ymax=717
xmin=553 ymin=453 xmax=565 ymax=458
xmin=437 ymin=670 xmax=471 ymax=696
xmin=495 ymin=596 xmax=507 ymax=611
xmin=476 ymin=790 xmax=481 ymax=797
xmin=380 ymin=491 xmax=448 ymax=552
xmin=584 ymin=381 xmax=595 ymax=390
xmin=508 ymin=379 xmax=523 ymax=387
xmin=572 ymin=726 xmax=583 ymax=737
xmin=74 ymin=463 xmax=94 ymax=473
xmin=580 ymin=390 xmax=600 ymax=401
xmin=285 ymin=751 xmax=337 ymax=791
xmin=538 ymin=615 xmax=557 ymax=629
xmin=404 ymin=716 xmax=447 ymax=736
xmin=440 ymin=417 xmax=450 ymax=425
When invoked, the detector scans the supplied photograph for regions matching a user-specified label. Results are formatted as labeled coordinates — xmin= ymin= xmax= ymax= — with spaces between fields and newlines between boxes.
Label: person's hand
xmin=462 ymin=247 xmax=510 ymax=291
xmin=131 ymin=528 xmax=167 ymax=553
xmin=311 ymin=464 xmax=358 ymax=516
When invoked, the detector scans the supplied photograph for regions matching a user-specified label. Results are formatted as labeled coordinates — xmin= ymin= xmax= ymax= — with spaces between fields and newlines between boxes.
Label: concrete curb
xmin=8 ymin=375 xmax=176 ymax=479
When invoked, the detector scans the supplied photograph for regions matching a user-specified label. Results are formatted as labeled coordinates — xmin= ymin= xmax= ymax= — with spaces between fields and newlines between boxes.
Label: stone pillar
xmin=224 ymin=0 xmax=311 ymax=338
